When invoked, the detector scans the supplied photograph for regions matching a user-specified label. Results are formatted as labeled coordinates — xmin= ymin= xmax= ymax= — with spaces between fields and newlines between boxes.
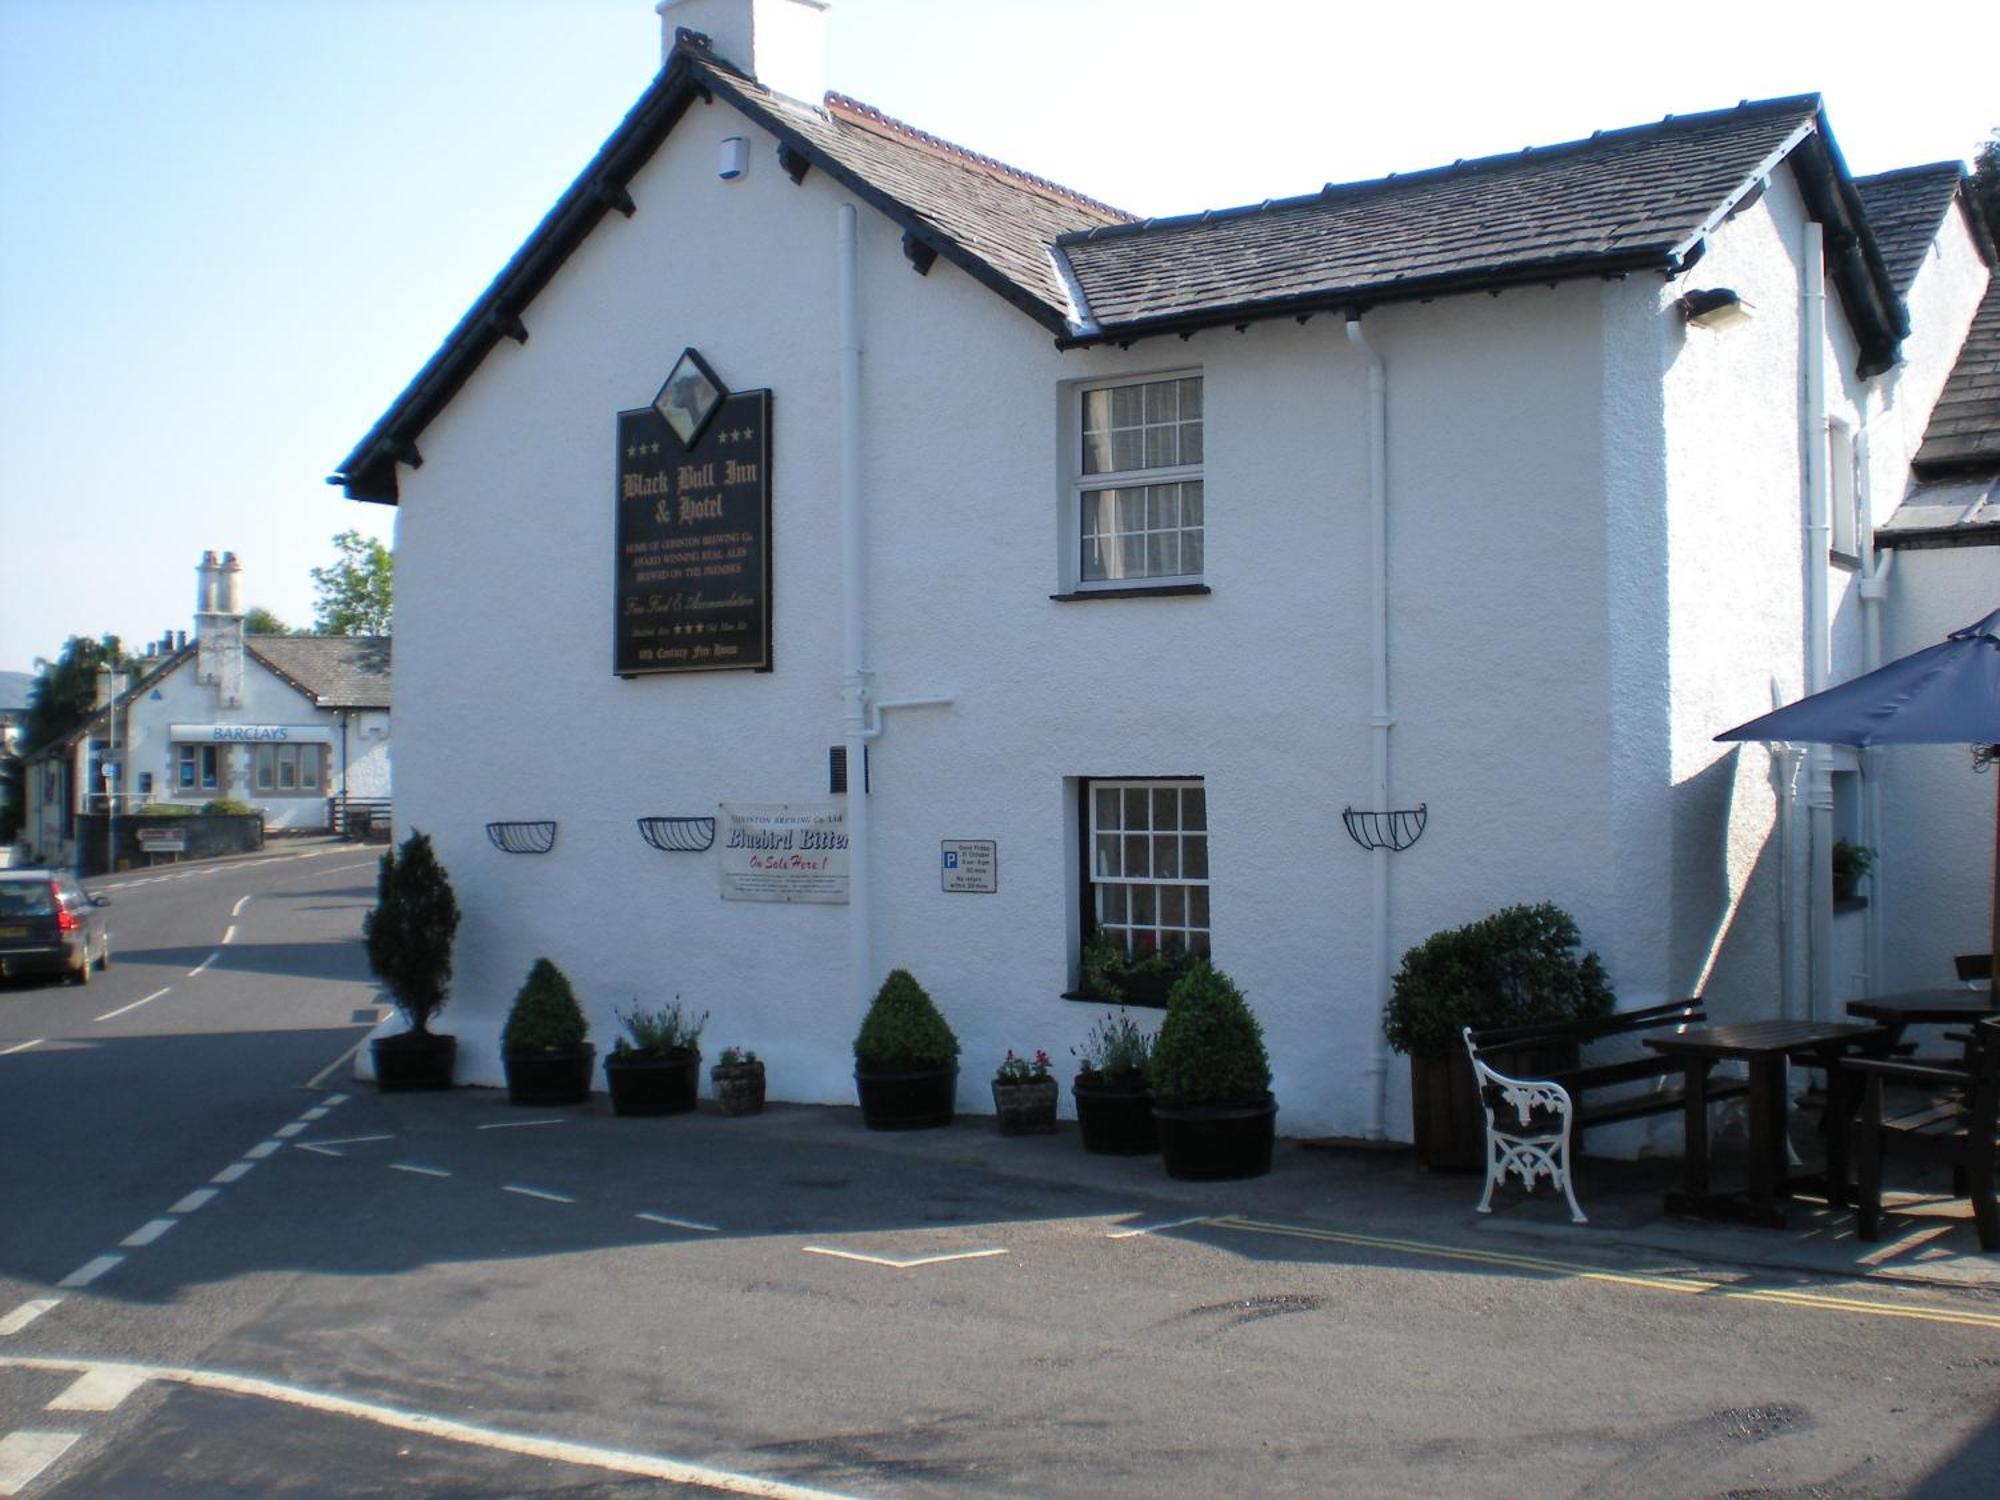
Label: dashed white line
xmin=300 ymin=1107 xmax=330 ymax=1121
xmin=211 ymin=1162 xmax=254 ymax=1184
xmin=476 ymin=1118 xmax=566 ymax=1130
xmin=168 ymin=1189 xmax=219 ymax=1215
xmin=636 ymin=1212 xmax=720 ymax=1234
xmin=801 ymin=1246 xmax=1008 ymax=1270
xmin=0 ymin=1039 xmax=44 ymax=1057
xmin=55 ymin=1256 xmax=123 ymax=1290
xmin=95 ymin=987 xmax=171 ymax=1022
xmin=0 ymin=1301 xmax=61 ymax=1338
xmin=389 ymin=1163 xmax=451 ymax=1178
xmin=187 ymin=952 xmax=219 ymax=976
xmin=503 ymin=1185 xmax=575 ymax=1204
xmin=324 ymin=1093 xmax=349 ymax=1106
xmin=242 ymin=1140 xmax=282 ymax=1160
xmin=119 ymin=1219 xmax=177 ymax=1249
xmin=0 ymin=1429 xmax=81 ymax=1496
xmin=273 ymin=1122 xmax=309 ymax=1139
xmin=305 ymin=1134 xmax=391 ymax=1147
xmin=46 ymin=1366 xmax=147 ymax=1412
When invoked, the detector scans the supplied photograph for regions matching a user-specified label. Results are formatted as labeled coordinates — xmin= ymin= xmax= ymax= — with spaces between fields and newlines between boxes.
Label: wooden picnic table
xmin=1645 ymin=1019 xmax=1884 ymax=1228
xmin=1845 ymin=985 xmax=1995 ymax=1053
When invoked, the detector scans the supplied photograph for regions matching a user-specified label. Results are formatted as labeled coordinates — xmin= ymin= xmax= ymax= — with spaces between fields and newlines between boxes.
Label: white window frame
xmin=1063 ymin=369 xmax=1204 ymax=592
xmin=178 ymin=744 xmax=219 ymax=792
xmin=1085 ymin=777 xmax=1211 ymax=961
xmin=254 ymin=742 xmax=324 ymax=797
xmin=1828 ymin=418 xmax=1860 ymax=561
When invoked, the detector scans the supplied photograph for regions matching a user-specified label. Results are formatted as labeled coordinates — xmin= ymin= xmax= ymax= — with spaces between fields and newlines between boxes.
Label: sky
xmin=1 ymin=0 xmax=1993 ymax=675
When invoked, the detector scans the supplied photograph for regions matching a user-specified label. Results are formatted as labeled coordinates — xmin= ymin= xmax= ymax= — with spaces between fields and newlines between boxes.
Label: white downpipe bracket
xmin=838 ymin=203 xmax=873 ymax=1017
xmin=1346 ymin=312 xmax=1393 ymax=1141
xmin=1802 ymin=221 xmax=1832 ymax=1024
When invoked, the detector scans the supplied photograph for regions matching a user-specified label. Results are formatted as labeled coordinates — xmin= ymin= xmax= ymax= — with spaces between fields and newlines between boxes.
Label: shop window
xmin=177 ymin=744 xmax=219 ymax=792
xmin=254 ymin=743 xmax=325 ymax=796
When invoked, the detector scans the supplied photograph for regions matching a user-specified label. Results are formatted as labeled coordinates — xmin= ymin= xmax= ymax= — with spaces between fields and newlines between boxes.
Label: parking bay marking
xmin=95 ymin=987 xmax=171 ymax=1022
xmin=0 ymin=1040 xmax=44 ymax=1057
xmin=802 ymin=1246 xmax=1008 ymax=1270
xmin=0 ymin=1301 xmax=60 ymax=1338
xmin=637 ymin=1212 xmax=720 ymax=1234
xmin=0 ymin=1430 xmax=81 ymax=1497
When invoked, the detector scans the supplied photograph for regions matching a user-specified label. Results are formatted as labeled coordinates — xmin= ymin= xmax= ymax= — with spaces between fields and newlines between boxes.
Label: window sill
xmin=1834 ymin=895 xmax=1868 ymax=914
xmin=1050 ymin=584 xmax=1211 ymax=603
xmin=1061 ymin=989 xmax=1171 ymax=1010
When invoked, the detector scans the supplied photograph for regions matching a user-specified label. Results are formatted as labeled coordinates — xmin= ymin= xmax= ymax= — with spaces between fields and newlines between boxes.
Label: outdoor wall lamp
xmin=1679 ymin=287 xmax=1754 ymax=330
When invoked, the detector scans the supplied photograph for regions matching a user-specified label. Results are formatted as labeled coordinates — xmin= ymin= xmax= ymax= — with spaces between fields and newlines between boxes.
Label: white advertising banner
xmin=718 ymin=801 xmax=849 ymax=904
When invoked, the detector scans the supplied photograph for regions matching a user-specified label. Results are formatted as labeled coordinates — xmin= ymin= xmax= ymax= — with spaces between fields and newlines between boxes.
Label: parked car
xmin=0 ymin=869 xmax=110 ymax=984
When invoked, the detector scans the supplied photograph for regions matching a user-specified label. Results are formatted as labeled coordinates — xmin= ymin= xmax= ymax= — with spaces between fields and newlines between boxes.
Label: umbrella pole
xmin=1992 ymin=764 xmax=1999 ymax=983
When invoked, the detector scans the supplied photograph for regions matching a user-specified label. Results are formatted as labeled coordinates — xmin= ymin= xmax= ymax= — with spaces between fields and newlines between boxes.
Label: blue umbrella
xmin=1716 ymin=606 xmax=2000 ymax=976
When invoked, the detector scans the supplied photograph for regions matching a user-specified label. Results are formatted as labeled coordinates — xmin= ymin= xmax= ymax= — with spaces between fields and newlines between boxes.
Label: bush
xmin=361 ymin=830 xmax=460 ymax=1035
xmin=614 ymin=997 xmax=706 ymax=1057
xmin=502 ymin=957 xmax=589 ymax=1052
xmin=1149 ymin=961 xmax=1271 ymax=1108
xmin=1382 ymin=902 xmax=1614 ymax=1059
xmin=202 ymin=797 xmax=257 ymax=816
xmin=1081 ymin=935 xmax=1201 ymax=1004
xmin=853 ymin=969 xmax=959 ymax=1070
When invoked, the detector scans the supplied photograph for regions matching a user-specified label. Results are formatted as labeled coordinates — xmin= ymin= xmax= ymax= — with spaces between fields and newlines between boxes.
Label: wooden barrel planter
xmin=1152 ymin=1094 xmax=1278 ymax=1181
xmin=604 ymin=1049 xmax=700 ymax=1116
xmin=371 ymin=1031 xmax=456 ymax=1092
xmin=502 ymin=1043 xmax=596 ymax=1106
xmin=854 ymin=1064 xmax=957 ymax=1130
xmin=1072 ymin=1075 xmax=1159 ymax=1155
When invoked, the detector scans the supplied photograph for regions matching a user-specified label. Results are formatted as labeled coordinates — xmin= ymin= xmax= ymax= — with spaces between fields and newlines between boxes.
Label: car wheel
xmin=72 ymin=946 xmax=92 ymax=985
xmin=96 ymin=936 xmax=111 ymax=971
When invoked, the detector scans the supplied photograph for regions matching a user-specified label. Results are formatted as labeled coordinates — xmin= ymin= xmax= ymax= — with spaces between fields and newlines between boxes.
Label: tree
xmin=363 ymin=830 xmax=460 ymax=1035
xmin=1974 ymin=130 xmax=2000 ymax=251
xmin=22 ymin=635 xmax=129 ymax=754
xmin=243 ymin=606 xmax=291 ymax=636
xmin=310 ymin=530 xmax=393 ymax=636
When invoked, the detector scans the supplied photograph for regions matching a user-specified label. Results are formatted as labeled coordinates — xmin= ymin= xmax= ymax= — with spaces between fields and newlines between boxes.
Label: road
xmin=2 ymin=847 xmax=1997 ymax=1497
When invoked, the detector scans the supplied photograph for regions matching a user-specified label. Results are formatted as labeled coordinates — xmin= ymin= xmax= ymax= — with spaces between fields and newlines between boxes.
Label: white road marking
xmin=300 ymin=1106 xmax=329 ymax=1121
xmin=211 ymin=1162 xmax=254 ymax=1184
xmin=119 ymin=1219 xmax=177 ymax=1248
xmin=55 ymin=1256 xmax=122 ymax=1290
xmin=242 ymin=1140 xmax=282 ymax=1160
xmin=273 ymin=1122 xmax=308 ymax=1138
xmin=295 ymin=1144 xmax=343 ymax=1157
xmin=305 ymin=1134 xmax=391 ymax=1147
xmin=0 ymin=1301 xmax=60 ymax=1338
xmin=187 ymin=952 xmax=219 ymax=976
xmin=221 ymin=924 xmax=238 ymax=945
xmin=637 ymin=1212 xmax=720 ymax=1233
xmin=503 ymin=1185 xmax=575 ymax=1204
xmin=389 ymin=1163 xmax=451 ymax=1178
xmin=802 ymin=1246 xmax=1008 ymax=1270
xmin=476 ymin=1118 xmax=566 ymax=1130
xmin=325 ymin=1093 xmax=349 ymax=1106
xmin=168 ymin=1189 xmax=219 ymax=1215
xmin=46 ymin=1366 xmax=147 ymax=1412
xmin=0 ymin=1040 xmax=42 ymax=1057
xmin=0 ymin=1356 xmax=863 ymax=1499
xmin=94 ymin=987 xmax=172 ymax=1022
xmin=1105 ymin=1214 xmax=1213 ymax=1240
xmin=230 ymin=894 xmax=252 ymax=917
xmin=0 ymin=1429 xmax=81 ymax=1496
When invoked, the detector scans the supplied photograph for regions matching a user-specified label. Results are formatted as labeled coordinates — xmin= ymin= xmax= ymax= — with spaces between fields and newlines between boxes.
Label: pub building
xmin=331 ymin=0 xmax=1997 ymax=1143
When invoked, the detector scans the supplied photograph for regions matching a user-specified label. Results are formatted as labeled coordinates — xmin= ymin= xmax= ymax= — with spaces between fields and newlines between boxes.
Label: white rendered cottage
xmin=333 ymin=0 xmax=1993 ymax=1141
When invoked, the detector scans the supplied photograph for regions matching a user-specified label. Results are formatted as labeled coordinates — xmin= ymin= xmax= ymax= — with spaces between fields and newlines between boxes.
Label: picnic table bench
xmin=1462 ymin=998 xmax=1750 ymax=1223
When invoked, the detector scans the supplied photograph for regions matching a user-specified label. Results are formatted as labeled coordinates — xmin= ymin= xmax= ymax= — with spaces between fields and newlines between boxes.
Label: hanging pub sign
xmin=614 ymin=348 xmax=773 ymax=675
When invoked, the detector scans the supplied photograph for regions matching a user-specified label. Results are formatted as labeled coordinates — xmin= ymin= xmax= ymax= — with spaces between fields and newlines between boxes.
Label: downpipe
xmin=838 ymin=204 xmax=872 ymax=1016
xmin=1802 ymin=221 xmax=1832 ymax=1023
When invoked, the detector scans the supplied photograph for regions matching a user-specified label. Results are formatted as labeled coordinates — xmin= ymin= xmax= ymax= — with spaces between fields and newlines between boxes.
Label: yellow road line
xmin=1210 ymin=1216 xmax=2000 ymax=1331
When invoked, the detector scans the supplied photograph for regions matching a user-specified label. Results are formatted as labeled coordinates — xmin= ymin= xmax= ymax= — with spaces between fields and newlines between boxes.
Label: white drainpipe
xmin=1857 ymin=422 xmax=1893 ymax=997
xmin=1346 ymin=312 xmax=1392 ymax=1140
xmin=1802 ymin=221 xmax=1832 ymax=1023
xmin=838 ymin=203 xmax=873 ymax=1017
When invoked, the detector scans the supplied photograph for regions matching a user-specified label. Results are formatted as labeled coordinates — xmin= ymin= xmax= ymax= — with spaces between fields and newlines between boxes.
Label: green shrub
xmin=1149 ymin=961 xmax=1271 ymax=1107
xmin=1382 ymin=902 xmax=1614 ymax=1059
xmin=202 ymin=797 xmax=257 ymax=816
xmin=502 ymin=957 xmax=590 ymax=1052
xmin=614 ymin=997 xmax=706 ymax=1057
xmin=853 ymin=969 xmax=959 ymax=1070
xmin=361 ymin=830 xmax=460 ymax=1035
xmin=1081 ymin=935 xmax=1201 ymax=1004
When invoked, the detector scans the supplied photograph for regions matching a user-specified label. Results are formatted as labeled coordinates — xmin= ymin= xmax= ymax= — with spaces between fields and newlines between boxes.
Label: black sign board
xmin=614 ymin=390 xmax=772 ymax=675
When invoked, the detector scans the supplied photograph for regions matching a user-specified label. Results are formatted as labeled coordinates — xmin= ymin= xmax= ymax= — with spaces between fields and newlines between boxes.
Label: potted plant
xmin=500 ymin=957 xmax=595 ymax=1106
xmin=710 ymin=1046 xmax=766 ymax=1116
xmin=603 ymin=998 xmax=706 ymax=1116
xmin=1833 ymin=840 xmax=1876 ymax=901
xmin=362 ymin=830 xmax=461 ymax=1091
xmin=1149 ymin=960 xmax=1277 ymax=1180
xmin=1071 ymin=1009 xmax=1159 ymax=1155
xmin=1080 ymin=933 xmax=1202 ymax=1008
xmin=1382 ymin=902 xmax=1615 ymax=1172
xmin=991 ymin=1049 xmax=1058 ymax=1135
xmin=853 ymin=968 xmax=959 ymax=1130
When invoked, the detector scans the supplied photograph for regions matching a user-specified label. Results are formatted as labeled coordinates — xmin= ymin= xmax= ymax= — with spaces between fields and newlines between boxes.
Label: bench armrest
xmin=1841 ymin=1057 xmax=1973 ymax=1089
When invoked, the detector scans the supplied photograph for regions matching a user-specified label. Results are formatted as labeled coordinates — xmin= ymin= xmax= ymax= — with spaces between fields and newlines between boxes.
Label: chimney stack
xmin=194 ymin=549 xmax=246 ymax=708
xmin=658 ymin=0 xmax=829 ymax=102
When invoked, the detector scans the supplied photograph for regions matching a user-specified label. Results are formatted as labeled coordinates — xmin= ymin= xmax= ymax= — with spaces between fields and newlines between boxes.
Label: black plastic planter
xmin=1072 ymin=1075 xmax=1159 ymax=1155
xmin=502 ymin=1043 xmax=596 ymax=1106
xmin=1152 ymin=1094 xmax=1278 ymax=1180
xmin=371 ymin=1031 xmax=457 ymax=1092
xmin=854 ymin=1064 xmax=957 ymax=1130
xmin=604 ymin=1050 xmax=700 ymax=1116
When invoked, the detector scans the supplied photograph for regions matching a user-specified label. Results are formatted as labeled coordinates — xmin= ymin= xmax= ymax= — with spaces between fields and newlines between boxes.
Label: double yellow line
xmin=1210 ymin=1215 xmax=2000 ymax=1331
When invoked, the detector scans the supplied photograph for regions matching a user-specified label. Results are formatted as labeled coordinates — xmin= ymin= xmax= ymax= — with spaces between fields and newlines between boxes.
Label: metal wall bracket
xmin=486 ymin=821 xmax=557 ymax=854
xmin=637 ymin=816 xmax=716 ymax=853
xmin=1341 ymin=804 xmax=1426 ymax=853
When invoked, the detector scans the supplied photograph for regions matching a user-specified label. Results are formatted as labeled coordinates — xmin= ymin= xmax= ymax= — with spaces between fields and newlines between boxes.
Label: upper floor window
xmin=1076 ymin=373 xmax=1204 ymax=585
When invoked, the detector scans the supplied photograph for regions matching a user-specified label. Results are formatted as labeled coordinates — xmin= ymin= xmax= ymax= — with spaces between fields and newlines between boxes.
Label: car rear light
xmin=56 ymin=905 xmax=78 ymax=933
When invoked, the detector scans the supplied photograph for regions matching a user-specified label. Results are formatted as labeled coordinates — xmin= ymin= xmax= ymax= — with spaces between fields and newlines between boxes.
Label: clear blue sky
xmin=2 ymin=0 xmax=1991 ymax=674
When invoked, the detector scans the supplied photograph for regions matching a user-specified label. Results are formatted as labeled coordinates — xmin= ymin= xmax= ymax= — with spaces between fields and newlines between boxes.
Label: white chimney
xmin=219 ymin=551 xmax=243 ymax=616
xmin=196 ymin=550 xmax=219 ymax=613
xmin=194 ymin=549 xmax=246 ymax=708
xmin=657 ymin=0 xmax=829 ymax=102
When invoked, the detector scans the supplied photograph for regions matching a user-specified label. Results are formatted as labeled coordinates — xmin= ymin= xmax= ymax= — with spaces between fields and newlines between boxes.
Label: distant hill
xmin=0 ymin=670 xmax=33 ymax=713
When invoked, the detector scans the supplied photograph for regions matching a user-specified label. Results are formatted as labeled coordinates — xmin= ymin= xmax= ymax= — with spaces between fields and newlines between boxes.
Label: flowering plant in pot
xmin=604 ymin=998 xmax=706 ymax=1117
xmin=1081 ymin=934 xmax=1201 ymax=1009
xmin=362 ymin=830 xmax=461 ymax=1091
xmin=500 ymin=957 xmax=595 ymax=1106
xmin=991 ymin=1049 xmax=1057 ymax=1135
xmin=1149 ymin=960 xmax=1276 ymax=1180
xmin=710 ymin=1045 xmax=766 ymax=1117
xmin=853 ymin=969 xmax=959 ymax=1130
xmin=1071 ymin=1008 xmax=1158 ymax=1155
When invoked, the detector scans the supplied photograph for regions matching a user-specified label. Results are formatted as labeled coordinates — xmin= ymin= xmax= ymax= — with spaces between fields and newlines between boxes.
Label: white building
xmin=332 ymin=0 xmax=1994 ymax=1139
xmin=25 ymin=552 xmax=392 ymax=865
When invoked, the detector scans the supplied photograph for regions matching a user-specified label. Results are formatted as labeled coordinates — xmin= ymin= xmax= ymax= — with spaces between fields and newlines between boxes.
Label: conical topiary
xmin=853 ymin=968 xmax=959 ymax=1071
xmin=1148 ymin=960 xmax=1272 ymax=1108
xmin=501 ymin=957 xmax=590 ymax=1053
xmin=361 ymin=830 xmax=460 ymax=1035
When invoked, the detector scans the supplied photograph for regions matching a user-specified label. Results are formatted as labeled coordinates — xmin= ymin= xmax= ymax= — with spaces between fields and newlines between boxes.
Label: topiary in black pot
xmin=362 ymin=830 xmax=461 ymax=1091
xmin=500 ymin=957 xmax=595 ymax=1106
xmin=853 ymin=968 xmax=959 ymax=1130
xmin=1149 ymin=960 xmax=1276 ymax=1180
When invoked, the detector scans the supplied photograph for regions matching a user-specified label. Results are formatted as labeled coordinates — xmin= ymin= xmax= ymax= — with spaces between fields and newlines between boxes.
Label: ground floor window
xmin=1086 ymin=778 xmax=1210 ymax=959
xmin=254 ymin=742 xmax=324 ymax=795
xmin=177 ymin=744 xmax=220 ymax=792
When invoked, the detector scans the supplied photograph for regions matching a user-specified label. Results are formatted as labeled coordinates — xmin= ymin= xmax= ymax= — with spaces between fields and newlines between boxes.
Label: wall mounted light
xmin=1679 ymin=287 xmax=1754 ymax=330
xmin=719 ymin=136 xmax=748 ymax=182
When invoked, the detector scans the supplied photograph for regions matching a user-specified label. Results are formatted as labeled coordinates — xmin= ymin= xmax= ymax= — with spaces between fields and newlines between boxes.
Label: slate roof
xmin=1913 ymin=280 xmax=2000 ymax=477
xmin=248 ymin=636 xmax=392 ymax=708
xmin=1853 ymin=162 xmax=1967 ymax=295
xmin=1879 ymin=472 xmax=2000 ymax=548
